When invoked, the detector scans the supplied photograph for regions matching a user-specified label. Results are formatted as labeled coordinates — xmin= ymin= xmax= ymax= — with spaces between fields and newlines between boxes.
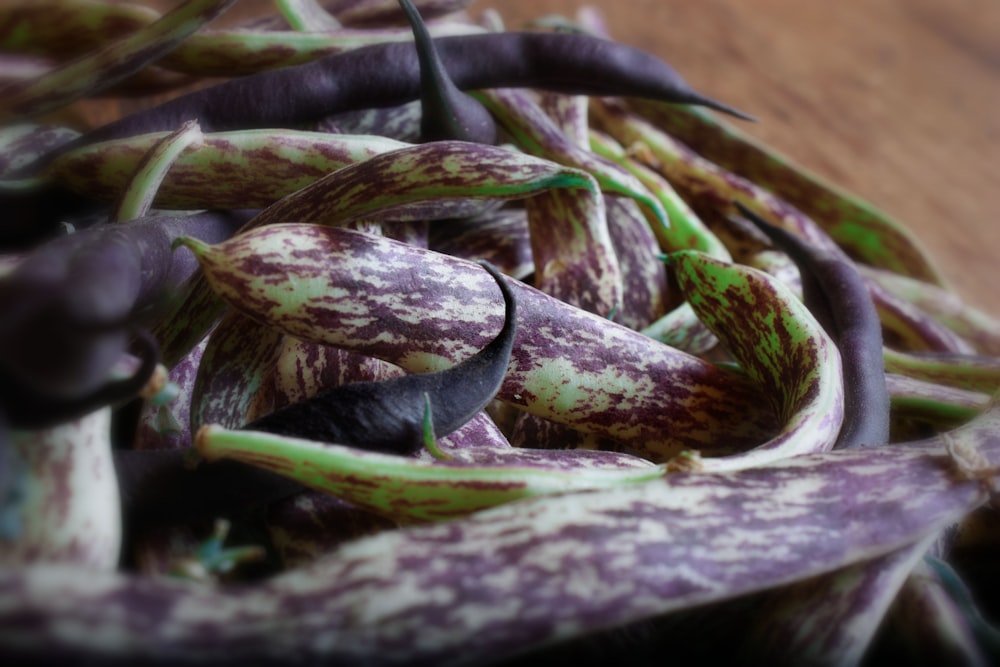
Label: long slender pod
xmin=177 ymin=223 xmax=778 ymax=459
xmin=73 ymin=29 xmax=750 ymax=146
xmin=0 ymin=211 xmax=245 ymax=428
xmin=2 ymin=404 xmax=998 ymax=664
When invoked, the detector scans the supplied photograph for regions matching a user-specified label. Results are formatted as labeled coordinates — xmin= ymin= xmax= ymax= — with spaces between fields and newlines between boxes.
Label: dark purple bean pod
xmin=737 ymin=202 xmax=890 ymax=449
xmin=113 ymin=445 xmax=306 ymax=527
xmin=243 ymin=260 xmax=516 ymax=455
xmin=114 ymin=261 xmax=515 ymax=526
xmin=73 ymin=29 xmax=751 ymax=148
xmin=396 ymin=0 xmax=496 ymax=144
xmin=0 ymin=210 xmax=246 ymax=430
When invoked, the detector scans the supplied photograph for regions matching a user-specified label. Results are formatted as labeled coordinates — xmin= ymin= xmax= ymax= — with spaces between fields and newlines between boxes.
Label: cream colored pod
xmin=1 ymin=407 xmax=121 ymax=570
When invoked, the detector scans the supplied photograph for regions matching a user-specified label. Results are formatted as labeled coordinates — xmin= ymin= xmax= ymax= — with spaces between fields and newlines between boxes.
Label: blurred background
xmin=27 ymin=0 xmax=1000 ymax=313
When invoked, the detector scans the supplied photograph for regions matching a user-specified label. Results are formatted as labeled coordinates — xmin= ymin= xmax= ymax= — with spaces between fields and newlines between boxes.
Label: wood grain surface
xmin=490 ymin=0 xmax=1000 ymax=316
xmin=24 ymin=0 xmax=1000 ymax=314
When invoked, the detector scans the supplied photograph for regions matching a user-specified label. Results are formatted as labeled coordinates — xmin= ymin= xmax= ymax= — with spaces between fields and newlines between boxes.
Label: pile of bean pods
xmin=1 ymin=0 xmax=999 ymax=664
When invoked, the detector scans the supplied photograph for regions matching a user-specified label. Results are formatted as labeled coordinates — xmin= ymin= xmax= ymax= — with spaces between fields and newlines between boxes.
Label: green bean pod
xmin=111 ymin=120 xmax=204 ymax=222
xmin=151 ymin=139 xmax=601 ymax=368
xmin=195 ymin=424 xmax=664 ymax=523
xmin=669 ymin=250 xmax=844 ymax=469
xmin=46 ymin=129 xmax=410 ymax=210
xmin=886 ymin=373 xmax=990 ymax=429
xmin=176 ymin=223 xmax=778 ymax=460
xmin=1 ymin=403 xmax=997 ymax=664
xmin=627 ymin=99 xmax=947 ymax=286
xmin=883 ymin=348 xmax=1000 ymax=396
xmin=861 ymin=265 xmax=1000 ymax=356
xmin=588 ymin=128 xmax=730 ymax=260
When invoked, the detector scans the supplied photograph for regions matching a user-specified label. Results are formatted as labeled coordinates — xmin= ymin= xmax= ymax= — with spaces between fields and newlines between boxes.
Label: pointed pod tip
xmin=692 ymin=95 xmax=758 ymax=123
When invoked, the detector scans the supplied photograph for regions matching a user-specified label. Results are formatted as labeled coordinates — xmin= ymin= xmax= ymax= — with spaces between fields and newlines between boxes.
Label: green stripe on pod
xmin=3 ymin=404 xmax=999 ymax=664
xmin=110 ymin=120 xmax=203 ymax=222
xmin=246 ymin=139 xmax=601 ymax=229
xmin=627 ymin=99 xmax=947 ymax=287
xmin=886 ymin=373 xmax=990 ymax=430
xmin=194 ymin=424 xmax=665 ymax=523
xmin=589 ymin=128 xmax=730 ymax=260
xmin=152 ymin=139 xmax=602 ymax=368
xmin=46 ymin=129 xmax=411 ymax=210
xmin=590 ymin=97 xmax=840 ymax=253
xmin=474 ymin=87 xmax=669 ymax=229
xmin=0 ymin=0 xmax=483 ymax=77
xmin=883 ymin=347 xmax=1000 ymax=396
xmin=668 ymin=250 xmax=844 ymax=470
xmin=0 ymin=1 xmax=159 ymax=56
xmin=175 ymin=224 xmax=778 ymax=459
xmin=160 ymin=23 xmax=486 ymax=78
xmin=275 ymin=0 xmax=342 ymax=30
xmin=861 ymin=264 xmax=1000 ymax=356
xmin=1 ymin=407 xmax=120 ymax=570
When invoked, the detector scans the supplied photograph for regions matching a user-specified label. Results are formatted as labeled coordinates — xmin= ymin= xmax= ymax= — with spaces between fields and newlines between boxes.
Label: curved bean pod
xmin=231 ymin=260 xmax=517 ymax=455
xmin=627 ymin=98 xmax=947 ymax=286
xmin=398 ymin=0 xmax=496 ymax=144
xmin=177 ymin=223 xmax=777 ymax=459
xmin=2 ymin=404 xmax=997 ymax=664
xmin=738 ymin=202 xmax=889 ymax=450
xmin=669 ymin=249 xmax=844 ymax=469
xmin=45 ymin=129 xmax=410 ymax=210
xmin=74 ymin=29 xmax=751 ymax=146
xmin=0 ymin=210 xmax=245 ymax=429
xmin=195 ymin=422 xmax=663 ymax=523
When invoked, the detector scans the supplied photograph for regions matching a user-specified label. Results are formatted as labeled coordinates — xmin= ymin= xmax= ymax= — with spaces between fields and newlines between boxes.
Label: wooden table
xmin=45 ymin=0 xmax=1000 ymax=315
xmin=489 ymin=0 xmax=1000 ymax=316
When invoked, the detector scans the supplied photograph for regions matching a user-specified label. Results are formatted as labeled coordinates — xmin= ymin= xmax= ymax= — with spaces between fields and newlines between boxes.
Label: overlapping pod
xmin=0 ymin=0 xmax=485 ymax=76
xmin=0 ymin=0 xmax=237 ymax=119
xmin=590 ymin=97 xmax=977 ymax=356
xmin=861 ymin=265 xmax=1000 ymax=356
xmin=151 ymin=139 xmax=603 ymax=367
xmin=46 ymin=129 xmax=410 ymax=210
xmin=178 ymin=222 xmax=778 ymax=459
xmin=669 ymin=250 xmax=844 ymax=468
xmin=627 ymin=99 xmax=946 ymax=286
xmin=110 ymin=120 xmax=204 ymax=222
xmin=0 ymin=123 xmax=79 ymax=183
xmin=195 ymin=424 xmax=664 ymax=522
xmin=2 ymin=402 xmax=998 ymax=664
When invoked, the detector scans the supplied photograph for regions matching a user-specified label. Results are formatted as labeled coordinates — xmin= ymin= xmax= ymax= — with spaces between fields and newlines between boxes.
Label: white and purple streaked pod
xmin=1 ymin=402 xmax=998 ymax=665
xmin=177 ymin=223 xmax=779 ymax=461
xmin=1 ymin=407 xmax=120 ymax=571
